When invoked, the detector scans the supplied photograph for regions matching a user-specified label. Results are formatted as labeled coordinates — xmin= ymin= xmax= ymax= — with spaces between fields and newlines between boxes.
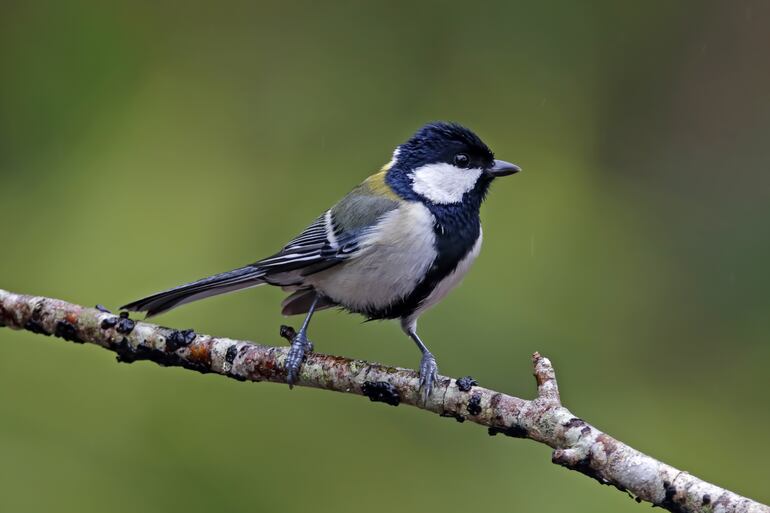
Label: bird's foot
xmin=418 ymin=351 xmax=439 ymax=403
xmin=285 ymin=330 xmax=312 ymax=388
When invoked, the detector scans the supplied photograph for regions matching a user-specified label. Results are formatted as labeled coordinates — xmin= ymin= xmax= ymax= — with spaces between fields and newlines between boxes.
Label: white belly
xmin=307 ymin=202 xmax=438 ymax=312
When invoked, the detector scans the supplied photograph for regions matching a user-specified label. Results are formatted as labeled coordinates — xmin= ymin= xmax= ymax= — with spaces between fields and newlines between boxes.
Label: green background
xmin=1 ymin=1 xmax=769 ymax=511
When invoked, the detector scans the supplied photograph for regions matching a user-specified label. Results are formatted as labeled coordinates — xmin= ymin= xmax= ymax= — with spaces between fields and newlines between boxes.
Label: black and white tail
xmin=121 ymin=266 xmax=266 ymax=318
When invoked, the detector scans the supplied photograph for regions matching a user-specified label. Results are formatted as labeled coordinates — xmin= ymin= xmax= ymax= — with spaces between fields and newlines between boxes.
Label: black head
xmin=385 ymin=122 xmax=520 ymax=207
xmin=396 ymin=122 xmax=496 ymax=171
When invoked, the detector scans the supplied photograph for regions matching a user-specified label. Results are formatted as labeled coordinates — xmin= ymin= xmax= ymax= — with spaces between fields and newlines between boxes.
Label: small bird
xmin=122 ymin=122 xmax=520 ymax=400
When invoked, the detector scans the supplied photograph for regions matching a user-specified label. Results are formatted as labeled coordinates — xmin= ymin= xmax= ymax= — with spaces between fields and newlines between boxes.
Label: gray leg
xmin=406 ymin=328 xmax=439 ymax=403
xmin=285 ymin=293 xmax=319 ymax=388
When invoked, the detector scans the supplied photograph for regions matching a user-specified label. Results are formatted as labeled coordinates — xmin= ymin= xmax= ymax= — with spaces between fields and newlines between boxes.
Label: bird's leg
xmin=407 ymin=329 xmax=439 ymax=403
xmin=285 ymin=293 xmax=319 ymax=388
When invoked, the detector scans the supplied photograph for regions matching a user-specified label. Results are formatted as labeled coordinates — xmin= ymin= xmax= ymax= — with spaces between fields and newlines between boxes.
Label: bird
xmin=121 ymin=122 xmax=520 ymax=401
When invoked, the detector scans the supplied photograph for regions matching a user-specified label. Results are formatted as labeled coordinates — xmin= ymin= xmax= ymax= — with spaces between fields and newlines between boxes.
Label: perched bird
xmin=122 ymin=122 xmax=520 ymax=400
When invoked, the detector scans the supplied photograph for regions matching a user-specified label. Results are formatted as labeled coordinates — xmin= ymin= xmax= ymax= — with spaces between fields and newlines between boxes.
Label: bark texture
xmin=0 ymin=289 xmax=767 ymax=513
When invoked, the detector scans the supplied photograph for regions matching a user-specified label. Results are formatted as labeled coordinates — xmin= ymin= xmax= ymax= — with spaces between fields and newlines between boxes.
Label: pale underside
xmin=306 ymin=201 xmax=438 ymax=313
xmin=281 ymin=202 xmax=483 ymax=329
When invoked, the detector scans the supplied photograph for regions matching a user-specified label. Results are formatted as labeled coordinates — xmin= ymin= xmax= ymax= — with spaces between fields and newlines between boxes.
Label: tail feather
xmin=121 ymin=266 xmax=266 ymax=318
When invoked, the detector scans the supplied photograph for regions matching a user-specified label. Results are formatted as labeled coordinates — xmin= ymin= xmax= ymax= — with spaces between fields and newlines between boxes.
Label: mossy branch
xmin=0 ymin=289 xmax=767 ymax=513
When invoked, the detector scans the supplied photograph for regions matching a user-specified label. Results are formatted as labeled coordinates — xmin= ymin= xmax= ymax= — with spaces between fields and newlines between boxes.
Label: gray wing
xmin=258 ymin=184 xmax=401 ymax=285
xmin=255 ymin=211 xmax=355 ymax=285
xmin=274 ymin=181 xmax=403 ymax=314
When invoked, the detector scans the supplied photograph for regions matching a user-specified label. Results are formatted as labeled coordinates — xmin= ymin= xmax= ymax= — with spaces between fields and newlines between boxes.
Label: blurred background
xmin=1 ymin=1 xmax=769 ymax=511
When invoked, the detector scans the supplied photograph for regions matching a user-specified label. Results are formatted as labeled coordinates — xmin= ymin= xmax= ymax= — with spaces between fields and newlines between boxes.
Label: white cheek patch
xmin=410 ymin=163 xmax=483 ymax=204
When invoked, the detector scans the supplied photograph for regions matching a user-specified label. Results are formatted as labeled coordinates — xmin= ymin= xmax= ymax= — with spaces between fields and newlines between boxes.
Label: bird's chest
xmin=310 ymin=202 xmax=482 ymax=320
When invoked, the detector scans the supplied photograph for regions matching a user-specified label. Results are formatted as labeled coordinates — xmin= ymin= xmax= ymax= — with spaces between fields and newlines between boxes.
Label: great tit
xmin=122 ymin=122 xmax=520 ymax=400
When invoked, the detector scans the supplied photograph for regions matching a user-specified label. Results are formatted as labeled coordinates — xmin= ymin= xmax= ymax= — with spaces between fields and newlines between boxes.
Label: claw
xmin=285 ymin=331 xmax=312 ymax=388
xmin=418 ymin=352 xmax=439 ymax=403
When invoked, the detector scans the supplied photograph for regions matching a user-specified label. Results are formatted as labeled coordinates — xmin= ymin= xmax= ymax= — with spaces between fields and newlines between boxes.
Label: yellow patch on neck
xmin=364 ymin=166 xmax=400 ymax=200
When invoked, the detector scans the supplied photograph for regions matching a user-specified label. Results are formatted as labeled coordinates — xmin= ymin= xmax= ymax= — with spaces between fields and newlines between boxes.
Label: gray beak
xmin=487 ymin=159 xmax=521 ymax=177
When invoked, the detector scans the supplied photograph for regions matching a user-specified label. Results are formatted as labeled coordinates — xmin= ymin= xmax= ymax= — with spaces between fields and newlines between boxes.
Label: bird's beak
xmin=486 ymin=159 xmax=521 ymax=177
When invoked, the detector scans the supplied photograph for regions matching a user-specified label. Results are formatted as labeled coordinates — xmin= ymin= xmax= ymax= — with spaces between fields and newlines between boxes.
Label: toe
xmin=418 ymin=353 xmax=439 ymax=402
xmin=285 ymin=335 xmax=310 ymax=387
xmin=421 ymin=382 xmax=432 ymax=403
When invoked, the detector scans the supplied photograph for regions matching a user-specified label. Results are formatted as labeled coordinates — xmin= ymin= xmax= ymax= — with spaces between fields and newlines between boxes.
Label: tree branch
xmin=0 ymin=288 xmax=766 ymax=513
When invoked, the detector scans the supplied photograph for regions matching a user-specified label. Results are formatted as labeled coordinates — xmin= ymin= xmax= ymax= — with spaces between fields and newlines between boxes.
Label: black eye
xmin=454 ymin=153 xmax=470 ymax=168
